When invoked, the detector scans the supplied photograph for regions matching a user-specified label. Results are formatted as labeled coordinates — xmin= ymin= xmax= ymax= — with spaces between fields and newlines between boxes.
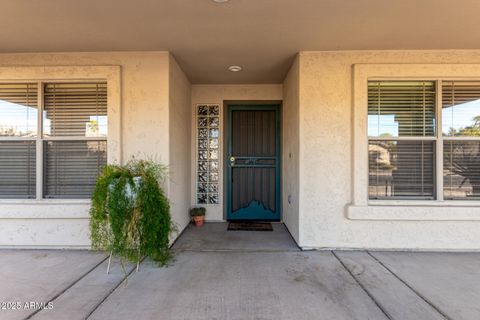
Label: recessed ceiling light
xmin=228 ymin=65 xmax=242 ymax=72
xmin=212 ymin=0 xmax=229 ymax=3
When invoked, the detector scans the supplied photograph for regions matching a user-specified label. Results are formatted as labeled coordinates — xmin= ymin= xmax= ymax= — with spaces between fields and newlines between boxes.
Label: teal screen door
xmin=227 ymin=105 xmax=280 ymax=221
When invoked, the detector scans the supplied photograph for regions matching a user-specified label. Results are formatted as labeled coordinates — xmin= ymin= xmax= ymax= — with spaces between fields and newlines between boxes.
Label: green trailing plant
xmin=90 ymin=158 xmax=174 ymax=266
xmin=189 ymin=207 xmax=206 ymax=217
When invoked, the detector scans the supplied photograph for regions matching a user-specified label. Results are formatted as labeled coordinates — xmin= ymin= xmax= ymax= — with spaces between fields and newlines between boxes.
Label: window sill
xmin=368 ymin=200 xmax=480 ymax=207
xmin=0 ymin=199 xmax=91 ymax=219
xmin=347 ymin=203 xmax=480 ymax=221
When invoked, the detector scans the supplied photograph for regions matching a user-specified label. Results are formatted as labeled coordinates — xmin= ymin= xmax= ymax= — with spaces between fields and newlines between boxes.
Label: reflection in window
xmin=0 ymin=83 xmax=38 ymax=137
xmin=368 ymin=115 xmax=398 ymax=137
xmin=0 ymin=81 xmax=108 ymax=200
xmin=368 ymin=81 xmax=436 ymax=137
xmin=43 ymin=83 xmax=107 ymax=137
xmin=444 ymin=141 xmax=480 ymax=199
xmin=42 ymin=82 xmax=108 ymax=199
xmin=368 ymin=81 xmax=436 ymax=200
xmin=442 ymin=82 xmax=480 ymax=200
xmin=369 ymin=141 xmax=435 ymax=199
xmin=44 ymin=141 xmax=107 ymax=198
xmin=442 ymin=81 xmax=480 ymax=137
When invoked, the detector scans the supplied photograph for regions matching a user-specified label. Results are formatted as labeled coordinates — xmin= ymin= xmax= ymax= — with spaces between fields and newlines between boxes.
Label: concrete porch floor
xmin=1 ymin=223 xmax=479 ymax=320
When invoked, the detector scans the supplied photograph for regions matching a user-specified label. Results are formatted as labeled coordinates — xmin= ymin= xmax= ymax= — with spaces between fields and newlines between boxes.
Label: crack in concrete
xmin=367 ymin=251 xmax=451 ymax=320
xmin=25 ymin=248 xmax=455 ymax=320
xmin=85 ymin=257 xmax=145 ymax=320
xmin=24 ymin=255 xmax=108 ymax=320
xmin=332 ymin=251 xmax=393 ymax=320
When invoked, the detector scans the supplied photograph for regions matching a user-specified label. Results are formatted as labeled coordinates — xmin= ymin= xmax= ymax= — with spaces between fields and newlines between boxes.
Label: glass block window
xmin=196 ymin=104 xmax=219 ymax=204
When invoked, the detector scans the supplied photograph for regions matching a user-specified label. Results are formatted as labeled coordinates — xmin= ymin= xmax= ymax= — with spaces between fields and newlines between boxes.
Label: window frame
xmin=440 ymin=80 xmax=480 ymax=201
xmin=349 ymin=64 xmax=480 ymax=221
xmin=0 ymin=66 xmax=121 ymax=205
xmin=42 ymin=82 xmax=108 ymax=199
xmin=0 ymin=80 xmax=108 ymax=200
xmin=0 ymin=82 xmax=38 ymax=199
xmin=367 ymin=80 xmax=438 ymax=200
xmin=367 ymin=79 xmax=480 ymax=201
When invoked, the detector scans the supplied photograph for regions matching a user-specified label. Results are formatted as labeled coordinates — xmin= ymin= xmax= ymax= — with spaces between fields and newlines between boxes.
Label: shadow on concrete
xmin=172 ymin=222 xmax=300 ymax=252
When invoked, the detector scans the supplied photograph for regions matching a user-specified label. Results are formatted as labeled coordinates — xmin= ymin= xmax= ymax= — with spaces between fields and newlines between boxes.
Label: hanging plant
xmin=89 ymin=158 xmax=174 ymax=266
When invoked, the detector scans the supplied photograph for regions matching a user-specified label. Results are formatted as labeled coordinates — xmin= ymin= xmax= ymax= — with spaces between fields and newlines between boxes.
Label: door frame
xmin=225 ymin=102 xmax=282 ymax=221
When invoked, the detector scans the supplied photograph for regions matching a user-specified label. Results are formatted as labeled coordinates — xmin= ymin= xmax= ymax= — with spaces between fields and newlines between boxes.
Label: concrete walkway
xmin=0 ymin=222 xmax=479 ymax=320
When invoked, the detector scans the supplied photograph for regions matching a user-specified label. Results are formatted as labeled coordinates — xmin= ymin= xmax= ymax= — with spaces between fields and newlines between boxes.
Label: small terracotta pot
xmin=193 ymin=215 xmax=205 ymax=227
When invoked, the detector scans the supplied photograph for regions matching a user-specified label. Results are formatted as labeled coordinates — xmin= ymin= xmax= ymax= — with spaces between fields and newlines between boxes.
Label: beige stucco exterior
xmin=281 ymin=56 xmax=301 ymax=243
xmin=168 ymin=56 xmax=193 ymax=239
xmin=0 ymin=52 xmax=190 ymax=247
xmin=1 ymin=50 xmax=480 ymax=250
xmin=297 ymin=51 xmax=480 ymax=250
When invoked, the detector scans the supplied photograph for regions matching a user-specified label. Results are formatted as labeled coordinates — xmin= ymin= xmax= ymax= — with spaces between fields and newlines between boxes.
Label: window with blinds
xmin=0 ymin=83 xmax=38 ymax=198
xmin=368 ymin=81 xmax=436 ymax=199
xmin=0 ymin=81 xmax=107 ymax=200
xmin=0 ymin=83 xmax=38 ymax=138
xmin=0 ymin=141 xmax=36 ymax=198
xmin=444 ymin=141 xmax=480 ymax=199
xmin=442 ymin=81 xmax=480 ymax=200
xmin=369 ymin=140 xmax=435 ymax=199
xmin=44 ymin=83 xmax=107 ymax=137
xmin=368 ymin=81 xmax=436 ymax=137
xmin=43 ymin=83 xmax=107 ymax=198
xmin=44 ymin=141 xmax=107 ymax=198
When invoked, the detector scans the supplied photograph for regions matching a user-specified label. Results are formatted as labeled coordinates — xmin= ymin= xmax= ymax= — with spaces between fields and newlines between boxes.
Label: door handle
xmin=230 ymin=156 xmax=236 ymax=166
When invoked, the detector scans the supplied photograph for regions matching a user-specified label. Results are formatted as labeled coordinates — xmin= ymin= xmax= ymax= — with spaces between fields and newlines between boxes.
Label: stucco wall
xmin=168 ymin=55 xmax=192 ymax=239
xmin=298 ymin=50 xmax=480 ymax=250
xmin=282 ymin=56 xmax=301 ymax=243
xmin=0 ymin=52 xmax=171 ymax=161
xmin=190 ymin=85 xmax=283 ymax=221
xmin=3 ymin=50 xmax=480 ymax=250
xmin=0 ymin=52 xmax=178 ymax=248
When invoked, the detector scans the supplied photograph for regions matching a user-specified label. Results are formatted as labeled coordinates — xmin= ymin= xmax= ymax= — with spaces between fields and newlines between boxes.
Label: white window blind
xmin=368 ymin=81 xmax=436 ymax=137
xmin=369 ymin=140 xmax=435 ymax=199
xmin=0 ymin=81 xmax=108 ymax=200
xmin=442 ymin=81 xmax=480 ymax=199
xmin=0 ymin=83 xmax=38 ymax=137
xmin=43 ymin=83 xmax=107 ymax=199
xmin=368 ymin=81 xmax=436 ymax=199
xmin=44 ymin=83 xmax=107 ymax=137
xmin=0 ymin=141 xmax=36 ymax=198
xmin=444 ymin=141 xmax=480 ymax=200
xmin=0 ymin=83 xmax=38 ymax=198
xmin=44 ymin=140 xmax=107 ymax=198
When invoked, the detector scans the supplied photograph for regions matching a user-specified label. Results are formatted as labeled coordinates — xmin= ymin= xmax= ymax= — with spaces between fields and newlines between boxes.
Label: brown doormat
xmin=227 ymin=222 xmax=273 ymax=231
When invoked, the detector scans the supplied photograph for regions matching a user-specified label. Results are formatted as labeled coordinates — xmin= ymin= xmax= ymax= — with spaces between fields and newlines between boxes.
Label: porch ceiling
xmin=1 ymin=0 xmax=480 ymax=84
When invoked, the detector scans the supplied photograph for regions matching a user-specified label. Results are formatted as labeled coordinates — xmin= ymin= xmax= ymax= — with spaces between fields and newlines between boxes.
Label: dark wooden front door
xmin=227 ymin=105 xmax=280 ymax=221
